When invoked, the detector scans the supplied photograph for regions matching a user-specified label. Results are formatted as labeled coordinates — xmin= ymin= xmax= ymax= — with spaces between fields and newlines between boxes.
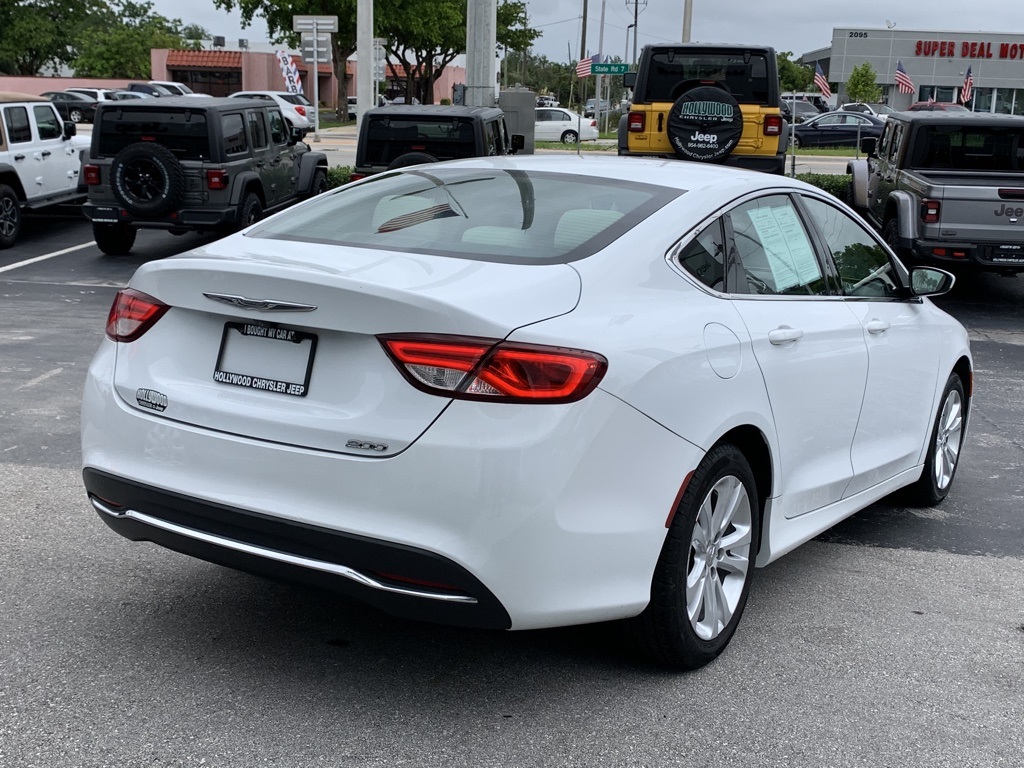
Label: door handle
xmin=14 ymin=154 xmax=25 ymax=161
xmin=41 ymin=150 xmax=52 ymax=157
xmin=768 ymin=328 xmax=804 ymax=345
xmin=255 ymin=161 xmax=265 ymax=168
xmin=866 ymin=320 xmax=891 ymax=334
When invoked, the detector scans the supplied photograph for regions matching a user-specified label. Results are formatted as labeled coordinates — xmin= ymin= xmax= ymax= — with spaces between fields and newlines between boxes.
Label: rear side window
xmin=677 ymin=219 xmax=726 ymax=290
xmin=4 ymin=107 xmax=32 ymax=143
xmin=97 ymin=109 xmax=209 ymax=160
xmin=362 ymin=117 xmax=478 ymax=165
xmin=247 ymin=110 xmax=269 ymax=149
xmin=908 ymin=125 xmax=1024 ymax=171
xmin=222 ymin=113 xmax=247 ymax=155
xmin=643 ymin=50 xmax=773 ymax=105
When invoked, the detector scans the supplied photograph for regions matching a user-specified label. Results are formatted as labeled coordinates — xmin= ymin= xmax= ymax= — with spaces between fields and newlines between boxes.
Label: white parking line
xmin=0 ymin=242 xmax=94 ymax=274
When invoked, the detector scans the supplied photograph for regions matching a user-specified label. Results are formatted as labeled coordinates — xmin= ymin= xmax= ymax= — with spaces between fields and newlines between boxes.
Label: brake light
xmin=627 ymin=111 xmax=645 ymax=132
xmin=590 ymin=120 xmax=597 ymax=127
xmin=106 ymin=289 xmax=169 ymax=342
xmin=83 ymin=164 xmax=100 ymax=185
xmin=350 ymin=172 xmax=366 ymax=181
xmin=922 ymin=199 xmax=941 ymax=223
xmin=379 ymin=334 xmax=607 ymax=403
xmin=763 ymin=115 xmax=783 ymax=136
xmin=294 ymin=106 xmax=306 ymax=117
xmin=206 ymin=169 xmax=228 ymax=190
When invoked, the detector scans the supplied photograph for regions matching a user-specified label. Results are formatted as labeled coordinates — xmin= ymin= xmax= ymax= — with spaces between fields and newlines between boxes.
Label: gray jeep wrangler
xmin=353 ymin=105 xmax=524 ymax=180
xmin=82 ymin=97 xmax=329 ymax=254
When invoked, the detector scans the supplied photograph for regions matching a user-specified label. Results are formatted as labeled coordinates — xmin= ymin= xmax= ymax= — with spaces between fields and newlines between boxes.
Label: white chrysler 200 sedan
xmin=82 ymin=156 xmax=971 ymax=669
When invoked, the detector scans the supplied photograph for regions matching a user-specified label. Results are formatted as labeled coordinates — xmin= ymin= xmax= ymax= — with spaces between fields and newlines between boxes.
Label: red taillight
xmin=350 ymin=172 xmax=366 ymax=181
xmin=590 ymin=120 xmax=597 ymax=127
xmin=922 ymin=199 xmax=941 ymax=223
xmin=627 ymin=111 xmax=645 ymax=132
xmin=106 ymin=288 xmax=169 ymax=342
xmin=294 ymin=105 xmax=306 ymax=117
xmin=84 ymin=164 xmax=101 ymax=185
xmin=763 ymin=115 xmax=783 ymax=136
xmin=206 ymin=169 xmax=227 ymax=190
xmin=380 ymin=334 xmax=607 ymax=403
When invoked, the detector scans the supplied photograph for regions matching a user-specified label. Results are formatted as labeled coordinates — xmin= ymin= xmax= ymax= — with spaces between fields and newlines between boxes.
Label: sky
xmin=151 ymin=0 xmax=1021 ymax=63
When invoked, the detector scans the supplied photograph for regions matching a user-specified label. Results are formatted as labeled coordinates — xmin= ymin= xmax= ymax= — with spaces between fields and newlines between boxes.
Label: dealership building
xmin=803 ymin=27 xmax=1024 ymax=113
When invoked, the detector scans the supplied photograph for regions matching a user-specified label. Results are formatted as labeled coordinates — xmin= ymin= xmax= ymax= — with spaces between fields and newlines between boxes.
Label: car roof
xmin=366 ymin=104 xmax=504 ymax=119
xmin=0 ymin=91 xmax=49 ymax=103
xmin=891 ymin=111 xmax=1024 ymax=125
xmin=95 ymin=96 xmax=270 ymax=112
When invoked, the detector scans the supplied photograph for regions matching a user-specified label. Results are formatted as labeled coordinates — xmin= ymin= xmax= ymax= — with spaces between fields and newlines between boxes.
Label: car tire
xmin=561 ymin=130 xmax=579 ymax=144
xmin=634 ymin=443 xmax=760 ymax=669
xmin=792 ymin=136 xmax=802 ymax=149
xmin=110 ymin=142 xmax=185 ymax=217
xmin=901 ymin=373 xmax=966 ymax=507
xmin=666 ymin=85 xmax=744 ymax=163
xmin=308 ymin=167 xmax=328 ymax=197
xmin=387 ymin=152 xmax=437 ymax=170
xmin=92 ymin=223 xmax=137 ymax=255
xmin=238 ymin=192 xmax=263 ymax=229
xmin=69 ymin=108 xmax=84 ymax=123
xmin=882 ymin=216 xmax=914 ymax=263
xmin=0 ymin=184 xmax=22 ymax=249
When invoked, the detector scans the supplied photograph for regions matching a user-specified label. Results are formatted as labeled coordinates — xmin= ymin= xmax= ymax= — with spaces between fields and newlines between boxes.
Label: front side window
xmin=33 ymin=105 xmax=61 ymax=139
xmin=4 ymin=107 xmax=32 ymax=143
xmin=268 ymin=109 xmax=288 ymax=144
xmin=800 ymin=196 xmax=901 ymax=298
xmin=726 ymin=195 xmax=826 ymax=296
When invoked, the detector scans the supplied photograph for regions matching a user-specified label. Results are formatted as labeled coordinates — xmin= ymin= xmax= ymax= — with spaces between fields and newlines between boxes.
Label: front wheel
xmin=0 ymin=184 xmax=22 ymax=249
xmin=902 ymin=374 xmax=966 ymax=507
xmin=93 ymin=223 xmax=137 ymax=255
xmin=308 ymin=168 xmax=328 ymax=197
xmin=561 ymin=130 xmax=579 ymax=144
xmin=635 ymin=443 xmax=760 ymax=669
xmin=69 ymin=108 xmax=84 ymax=123
xmin=791 ymin=136 xmax=802 ymax=149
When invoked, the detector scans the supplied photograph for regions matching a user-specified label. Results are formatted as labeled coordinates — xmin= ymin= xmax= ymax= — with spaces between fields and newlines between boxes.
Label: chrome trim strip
xmin=91 ymin=499 xmax=477 ymax=604
xmin=202 ymin=292 xmax=317 ymax=312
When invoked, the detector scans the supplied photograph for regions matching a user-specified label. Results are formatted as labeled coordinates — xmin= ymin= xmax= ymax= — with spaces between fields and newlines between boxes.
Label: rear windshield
xmin=909 ymin=125 xmax=1024 ymax=172
xmin=643 ymin=51 xmax=773 ymax=105
xmin=362 ymin=117 xmax=481 ymax=166
xmin=97 ymin=109 xmax=208 ymax=160
xmin=281 ymin=94 xmax=311 ymax=106
xmin=248 ymin=167 xmax=681 ymax=264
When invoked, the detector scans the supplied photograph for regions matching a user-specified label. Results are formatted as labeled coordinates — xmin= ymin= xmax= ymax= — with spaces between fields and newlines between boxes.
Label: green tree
xmin=776 ymin=51 xmax=812 ymax=93
xmin=0 ymin=0 xmax=101 ymax=75
xmin=182 ymin=23 xmax=210 ymax=43
xmin=846 ymin=61 xmax=881 ymax=103
xmin=73 ymin=1 xmax=194 ymax=78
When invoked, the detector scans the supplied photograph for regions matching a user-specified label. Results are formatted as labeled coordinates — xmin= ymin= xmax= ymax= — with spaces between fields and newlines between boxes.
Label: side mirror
xmin=861 ymin=136 xmax=878 ymax=156
xmin=909 ymin=266 xmax=955 ymax=297
xmin=622 ymin=72 xmax=636 ymax=89
xmin=511 ymin=134 xmax=525 ymax=153
xmin=288 ymin=126 xmax=302 ymax=145
xmin=63 ymin=121 xmax=77 ymax=140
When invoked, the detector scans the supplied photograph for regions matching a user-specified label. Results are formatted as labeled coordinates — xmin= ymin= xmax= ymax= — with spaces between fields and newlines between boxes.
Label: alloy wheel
xmin=0 ymin=196 xmax=17 ymax=238
xmin=933 ymin=389 xmax=963 ymax=490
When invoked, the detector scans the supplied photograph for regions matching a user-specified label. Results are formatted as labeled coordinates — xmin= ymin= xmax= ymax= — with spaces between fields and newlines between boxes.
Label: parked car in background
xmin=106 ymin=90 xmax=152 ymax=101
xmin=348 ymin=95 xmax=390 ymax=120
xmin=792 ymin=112 xmax=885 ymax=148
xmin=535 ymin=107 xmax=598 ymax=143
xmin=537 ymin=95 xmax=559 ymax=107
xmin=781 ymin=92 xmax=830 ymax=112
xmin=229 ymin=90 xmax=314 ymax=131
xmin=149 ymin=80 xmax=210 ymax=97
xmin=583 ymin=98 xmax=610 ymax=118
xmin=40 ymin=90 xmax=98 ymax=123
xmin=906 ymin=101 xmax=970 ymax=112
xmin=0 ymin=93 xmax=88 ymax=247
xmin=65 ymin=87 xmax=116 ymax=102
xmin=80 ymin=97 xmax=328 ymax=254
xmin=82 ymin=156 xmax=971 ymax=671
xmin=780 ymin=99 xmax=821 ymax=123
xmin=839 ymin=102 xmax=900 ymax=119
xmin=126 ymin=82 xmax=174 ymax=97
xmin=390 ymin=96 xmax=421 ymax=105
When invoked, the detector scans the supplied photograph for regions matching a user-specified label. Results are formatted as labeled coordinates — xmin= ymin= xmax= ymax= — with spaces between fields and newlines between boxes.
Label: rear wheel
xmin=902 ymin=374 xmax=966 ymax=507
xmin=792 ymin=135 xmax=802 ymax=149
xmin=238 ymin=193 xmax=263 ymax=229
xmin=93 ymin=223 xmax=137 ymax=255
xmin=69 ymin=108 xmax=84 ymax=123
xmin=0 ymin=184 xmax=22 ymax=249
xmin=882 ymin=216 xmax=914 ymax=264
xmin=635 ymin=443 xmax=760 ymax=669
xmin=561 ymin=130 xmax=579 ymax=144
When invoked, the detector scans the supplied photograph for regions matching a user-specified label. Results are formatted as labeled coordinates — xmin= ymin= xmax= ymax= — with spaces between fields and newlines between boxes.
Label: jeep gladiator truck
xmin=848 ymin=111 xmax=1024 ymax=274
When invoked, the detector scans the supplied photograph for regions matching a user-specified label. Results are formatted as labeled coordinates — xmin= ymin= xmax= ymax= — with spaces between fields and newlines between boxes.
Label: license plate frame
xmin=213 ymin=321 xmax=317 ymax=398
xmin=91 ymin=206 xmax=120 ymax=223
xmin=987 ymin=243 xmax=1024 ymax=263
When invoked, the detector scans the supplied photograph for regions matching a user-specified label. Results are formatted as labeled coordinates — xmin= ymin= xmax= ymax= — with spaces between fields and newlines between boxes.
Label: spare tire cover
xmin=666 ymin=86 xmax=744 ymax=163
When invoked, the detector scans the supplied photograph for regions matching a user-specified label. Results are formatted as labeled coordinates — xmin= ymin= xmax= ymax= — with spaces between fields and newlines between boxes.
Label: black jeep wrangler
xmin=82 ymin=97 xmax=329 ymax=254
xmin=353 ymin=105 xmax=524 ymax=179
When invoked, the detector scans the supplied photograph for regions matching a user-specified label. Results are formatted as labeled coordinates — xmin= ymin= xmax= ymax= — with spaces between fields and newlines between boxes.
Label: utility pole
xmin=356 ymin=0 xmax=372 ymax=131
xmin=628 ymin=0 xmax=646 ymax=66
xmin=466 ymin=0 xmax=498 ymax=106
xmin=682 ymin=0 xmax=693 ymax=42
xmin=595 ymin=0 xmax=606 ymax=129
xmin=580 ymin=0 xmax=588 ymax=60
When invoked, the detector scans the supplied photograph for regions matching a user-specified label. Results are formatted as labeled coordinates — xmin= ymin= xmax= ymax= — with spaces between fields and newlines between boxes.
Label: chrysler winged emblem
xmin=203 ymin=292 xmax=317 ymax=312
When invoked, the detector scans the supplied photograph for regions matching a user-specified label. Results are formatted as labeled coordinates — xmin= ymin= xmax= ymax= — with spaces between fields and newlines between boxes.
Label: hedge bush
xmin=326 ymin=166 xmax=353 ymax=189
xmin=795 ymin=173 xmax=851 ymax=202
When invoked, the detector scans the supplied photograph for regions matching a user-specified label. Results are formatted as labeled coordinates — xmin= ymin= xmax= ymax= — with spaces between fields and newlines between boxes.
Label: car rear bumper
xmin=82 ymin=340 xmax=700 ymax=631
xmin=83 ymin=202 xmax=238 ymax=230
xmin=910 ymin=238 xmax=1024 ymax=272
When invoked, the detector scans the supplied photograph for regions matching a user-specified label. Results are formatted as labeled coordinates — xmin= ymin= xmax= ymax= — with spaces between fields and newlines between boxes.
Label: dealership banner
xmin=276 ymin=50 xmax=304 ymax=94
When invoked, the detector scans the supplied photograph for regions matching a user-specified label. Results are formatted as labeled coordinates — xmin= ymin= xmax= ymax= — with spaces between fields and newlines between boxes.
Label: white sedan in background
xmin=535 ymin=107 xmax=599 ymax=143
xmin=82 ymin=157 xmax=970 ymax=670
xmin=229 ymin=90 xmax=315 ymax=131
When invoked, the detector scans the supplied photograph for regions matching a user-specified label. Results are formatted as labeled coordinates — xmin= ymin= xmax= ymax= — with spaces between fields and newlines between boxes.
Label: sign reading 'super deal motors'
xmin=914 ymin=39 xmax=1024 ymax=60
xmin=666 ymin=87 xmax=744 ymax=163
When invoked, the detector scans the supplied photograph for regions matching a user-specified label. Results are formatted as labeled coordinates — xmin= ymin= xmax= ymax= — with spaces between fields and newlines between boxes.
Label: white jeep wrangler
xmin=0 ymin=92 xmax=89 ymax=248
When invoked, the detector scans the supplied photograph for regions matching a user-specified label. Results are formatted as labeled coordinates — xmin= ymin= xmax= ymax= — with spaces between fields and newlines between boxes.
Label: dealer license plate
xmin=213 ymin=322 xmax=317 ymax=397
xmin=91 ymin=206 xmax=119 ymax=223
xmin=988 ymin=243 xmax=1024 ymax=264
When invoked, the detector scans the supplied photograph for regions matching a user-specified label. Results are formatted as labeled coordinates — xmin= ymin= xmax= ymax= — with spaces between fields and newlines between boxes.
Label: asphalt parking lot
xmin=1 ymin=209 xmax=1022 ymax=766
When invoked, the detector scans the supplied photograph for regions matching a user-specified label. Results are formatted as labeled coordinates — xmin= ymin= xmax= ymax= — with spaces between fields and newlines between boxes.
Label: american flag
xmin=961 ymin=65 xmax=974 ymax=104
xmin=813 ymin=63 xmax=832 ymax=100
xmin=894 ymin=60 xmax=915 ymax=95
xmin=576 ymin=57 xmax=592 ymax=78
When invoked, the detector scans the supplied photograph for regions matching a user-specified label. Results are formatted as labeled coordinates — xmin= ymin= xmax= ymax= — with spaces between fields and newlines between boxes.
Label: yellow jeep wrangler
xmin=619 ymin=43 xmax=787 ymax=174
